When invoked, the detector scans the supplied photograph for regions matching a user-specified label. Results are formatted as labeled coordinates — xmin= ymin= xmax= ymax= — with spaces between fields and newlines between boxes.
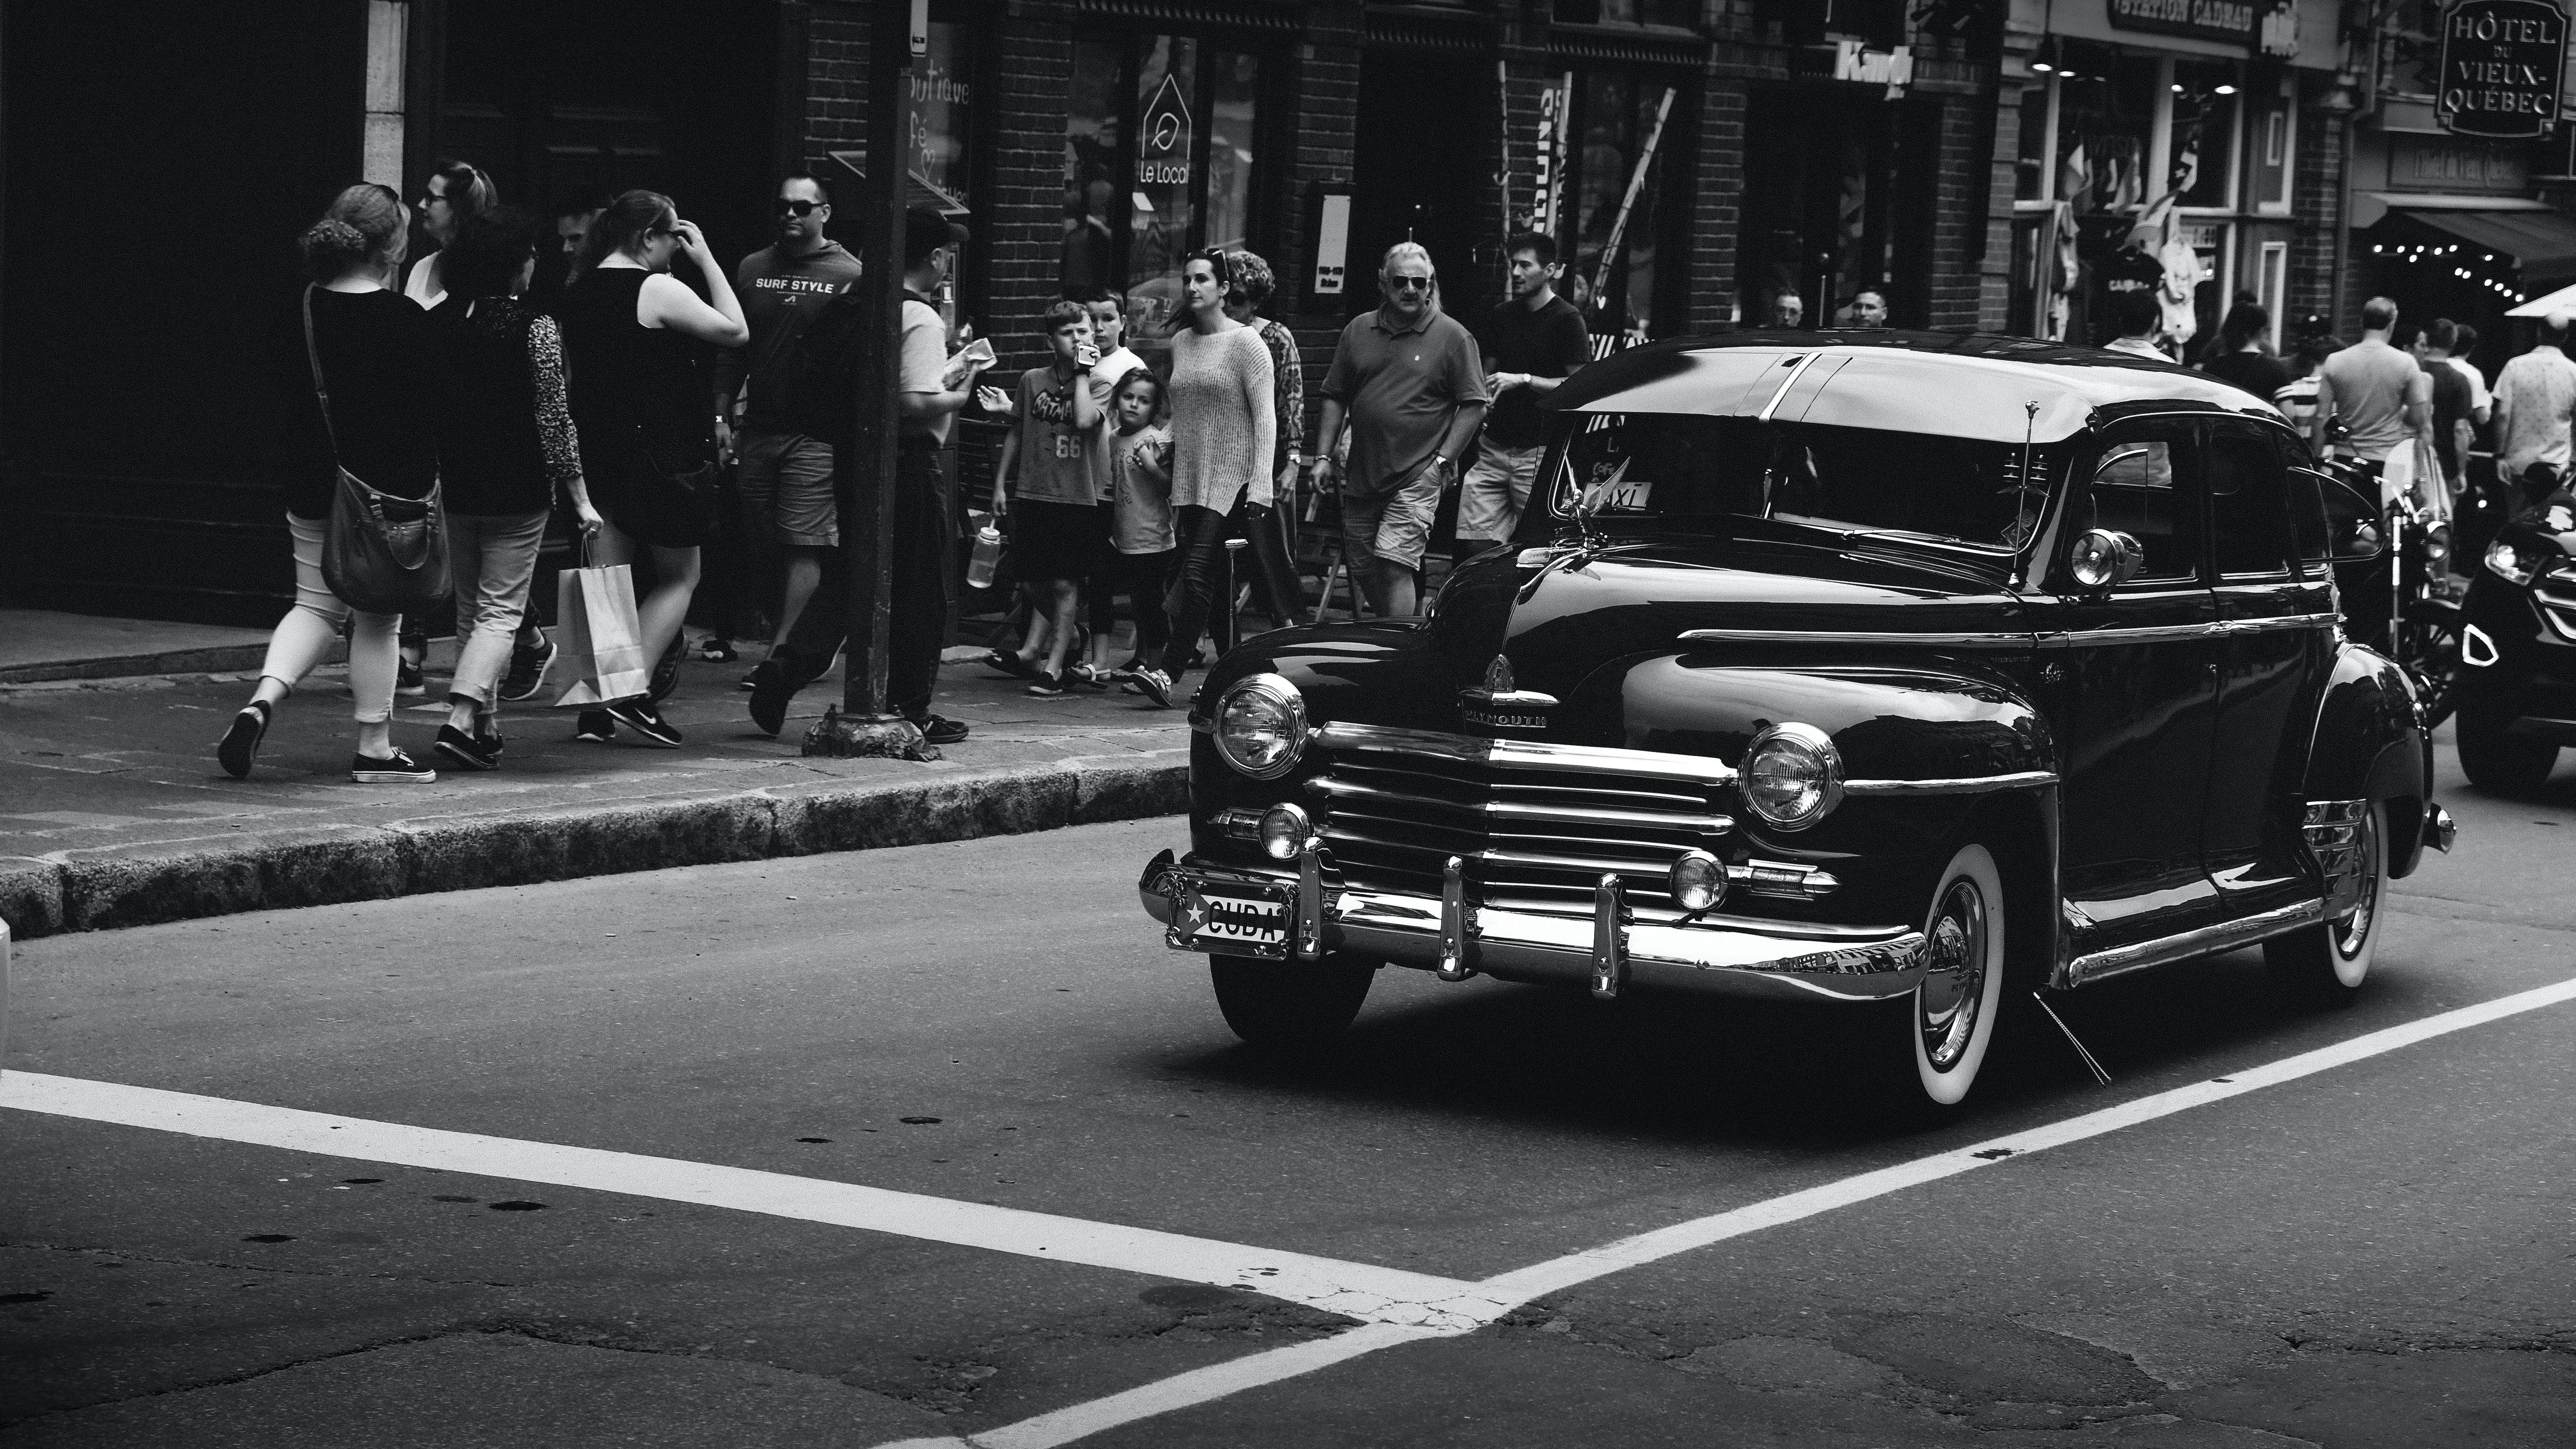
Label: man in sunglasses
xmin=716 ymin=173 xmax=865 ymax=664
xmin=1309 ymin=242 xmax=1492 ymax=617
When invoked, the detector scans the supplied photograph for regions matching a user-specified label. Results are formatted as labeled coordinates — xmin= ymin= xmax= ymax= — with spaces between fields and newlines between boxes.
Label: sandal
xmin=694 ymin=636 xmax=738 ymax=663
xmin=981 ymin=648 xmax=1038 ymax=680
xmin=1066 ymin=662 xmax=1113 ymax=691
xmin=1026 ymin=670 xmax=1075 ymax=697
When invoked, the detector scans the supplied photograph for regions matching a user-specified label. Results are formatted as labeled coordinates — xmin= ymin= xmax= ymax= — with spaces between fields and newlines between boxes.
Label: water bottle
xmin=966 ymin=520 xmax=1004 ymax=590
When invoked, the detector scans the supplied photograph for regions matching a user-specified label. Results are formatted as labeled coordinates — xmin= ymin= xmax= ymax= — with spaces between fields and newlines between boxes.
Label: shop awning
xmin=2507 ymin=282 xmax=2576 ymax=318
xmin=2382 ymin=203 xmax=2576 ymax=290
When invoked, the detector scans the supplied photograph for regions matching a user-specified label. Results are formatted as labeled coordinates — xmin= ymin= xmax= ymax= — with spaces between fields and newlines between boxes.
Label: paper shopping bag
xmin=552 ymin=562 xmax=651 ymax=706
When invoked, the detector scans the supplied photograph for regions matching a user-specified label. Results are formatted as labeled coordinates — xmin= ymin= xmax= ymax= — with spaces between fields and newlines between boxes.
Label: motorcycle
xmin=2317 ymin=443 xmax=2464 ymax=729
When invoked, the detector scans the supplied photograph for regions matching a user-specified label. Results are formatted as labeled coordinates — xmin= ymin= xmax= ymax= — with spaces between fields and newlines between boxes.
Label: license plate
xmin=1180 ymin=886 xmax=1288 ymax=950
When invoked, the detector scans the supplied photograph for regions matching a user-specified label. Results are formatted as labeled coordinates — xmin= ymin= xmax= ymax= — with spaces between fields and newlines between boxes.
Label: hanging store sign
xmin=2105 ymin=0 xmax=2261 ymax=48
xmin=2436 ymin=0 xmax=2567 ymax=140
xmin=1831 ymin=40 xmax=1913 ymax=99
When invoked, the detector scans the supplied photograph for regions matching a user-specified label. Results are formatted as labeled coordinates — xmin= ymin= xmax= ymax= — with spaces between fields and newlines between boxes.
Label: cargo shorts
xmin=1339 ymin=461 xmax=1446 ymax=573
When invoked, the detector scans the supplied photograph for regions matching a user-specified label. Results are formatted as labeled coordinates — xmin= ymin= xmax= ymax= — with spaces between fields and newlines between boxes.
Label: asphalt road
xmin=5 ymin=749 xmax=2573 ymax=1447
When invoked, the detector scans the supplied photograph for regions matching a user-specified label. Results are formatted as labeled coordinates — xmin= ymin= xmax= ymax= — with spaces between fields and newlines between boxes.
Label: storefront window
xmin=907 ymin=21 xmax=973 ymax=213
xmin=2016 ymin=79 xmax=2052 ymax=202
xmin=1059 ymin=33 xmax=1264 ymax=351
xmin=2171 ymin=61 xmax=2239 ymax=210
xmin=1568 ymin=71 xmax=1683 ymax=340
xmin=2056 ymin=47 xmax=2159 ymax=221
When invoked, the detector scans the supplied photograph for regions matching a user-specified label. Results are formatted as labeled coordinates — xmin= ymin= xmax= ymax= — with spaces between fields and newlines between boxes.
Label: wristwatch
xmin=1431 ymin=452 xmax=1452 ymax=473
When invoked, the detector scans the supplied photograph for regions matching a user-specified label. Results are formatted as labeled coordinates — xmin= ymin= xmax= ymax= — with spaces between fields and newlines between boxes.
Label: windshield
xmin=1552 ymin=414 xmax=2057 ymax=553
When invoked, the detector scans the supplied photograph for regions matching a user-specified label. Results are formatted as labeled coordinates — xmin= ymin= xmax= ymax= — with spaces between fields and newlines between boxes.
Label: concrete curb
xmin=0 ymin=640 xmax=346 ymax=686
xmin=0 ymin=752 xmax=1187 ymax=940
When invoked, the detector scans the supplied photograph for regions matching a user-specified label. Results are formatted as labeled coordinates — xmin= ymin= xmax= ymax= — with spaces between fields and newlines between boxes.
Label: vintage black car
xmin=2458 ymin=489 xmax=2576 ymax=791
xmin=1139 ymin=331 xmax=2456 ymax=1109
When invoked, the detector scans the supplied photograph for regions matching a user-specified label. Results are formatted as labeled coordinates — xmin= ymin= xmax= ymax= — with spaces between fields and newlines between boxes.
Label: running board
xmin=2056 ymin=898 xmax=2325 ymax=990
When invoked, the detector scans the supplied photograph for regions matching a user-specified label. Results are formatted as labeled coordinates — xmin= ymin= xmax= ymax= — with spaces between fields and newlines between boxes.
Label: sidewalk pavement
xmin=0 ymin=609 xmax=335 ymax=684
xmin=0 ymin=641 xmax=1192 ymax=940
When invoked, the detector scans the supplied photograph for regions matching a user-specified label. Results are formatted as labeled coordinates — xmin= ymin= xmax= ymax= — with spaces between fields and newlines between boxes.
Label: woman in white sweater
xmin=1131 ymin=249 xmax=1276 ymax=708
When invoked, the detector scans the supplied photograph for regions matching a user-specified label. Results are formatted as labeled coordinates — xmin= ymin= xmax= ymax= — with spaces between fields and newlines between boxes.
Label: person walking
xmin=216 ymin=184 xmax=442 ymax=784
xmin=422 ymin=207 xmax=602 ymax=771
xmin=404 ymin=159 xmax=497 ymax=312
xmin=2100 ymin=288 xmax=2170 ymax=361
xmin=1127 ymin=249 xmax=1276 ymax=709
xmin=1305 ymin=242 xmax=1491 ymax=621
xmin=2199 ymin=300 xmax=2289 ymax=400
xmin=2492 ymin=312 xmax=2576 ymax=496
xmin=747 ymin=208 xmax=991 ymax=745
xmin=1222 ymin=250 xmax=1309 ymax=632
xmin=714 ymin=173 xmax=863 ymax=674
xmin=556 ymin=190 xmax=749 ymax=747
xmin=1463 ymin=232 xmax=1589 ymax=552
xmin=2410 ymin=321 xmax=2478 ymax=500
xmin=2317 ymin=297 xmax=2431 ymax=651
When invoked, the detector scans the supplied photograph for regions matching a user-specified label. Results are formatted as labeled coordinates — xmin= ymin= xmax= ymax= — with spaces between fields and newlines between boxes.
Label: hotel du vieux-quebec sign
xmin=2437 ymin=0 xmax=2568 ymax=139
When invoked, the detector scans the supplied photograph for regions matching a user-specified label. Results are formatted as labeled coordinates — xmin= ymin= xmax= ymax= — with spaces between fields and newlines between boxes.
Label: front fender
xmin=2301 ymin=644 xmax=2431 ymax=878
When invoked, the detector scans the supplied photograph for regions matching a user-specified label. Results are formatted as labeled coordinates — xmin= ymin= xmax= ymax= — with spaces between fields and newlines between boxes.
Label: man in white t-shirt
xmin=751 ymin=209 xmax=992 ymax=747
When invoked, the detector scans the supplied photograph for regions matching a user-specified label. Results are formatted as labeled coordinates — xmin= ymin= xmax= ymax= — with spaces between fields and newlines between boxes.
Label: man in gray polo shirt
xmin=1309 ymin=243 xmax=1492 ymax=617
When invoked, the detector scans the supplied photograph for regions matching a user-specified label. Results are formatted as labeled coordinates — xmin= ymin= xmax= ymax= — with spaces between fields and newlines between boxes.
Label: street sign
xmin=1313 ymin=191 xmax=1350 ymax=297
xmin=2437 ymin=0 xmax=2567 ymax=140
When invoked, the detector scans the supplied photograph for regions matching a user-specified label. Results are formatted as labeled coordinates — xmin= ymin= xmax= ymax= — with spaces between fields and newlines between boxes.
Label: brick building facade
xmin=2 ymin=0 xmax=2011 ymax=626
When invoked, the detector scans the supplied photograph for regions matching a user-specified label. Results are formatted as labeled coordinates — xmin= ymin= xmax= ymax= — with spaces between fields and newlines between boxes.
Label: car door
xmin=2202 ymin=419 xmax=2335 ymax=914
xmin=2052 ymin=416 xmax=2224 ymax=953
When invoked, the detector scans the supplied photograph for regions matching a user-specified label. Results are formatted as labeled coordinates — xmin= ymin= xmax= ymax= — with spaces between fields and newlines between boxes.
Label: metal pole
xmin=806 ymin=0 xmax=932 ymax=758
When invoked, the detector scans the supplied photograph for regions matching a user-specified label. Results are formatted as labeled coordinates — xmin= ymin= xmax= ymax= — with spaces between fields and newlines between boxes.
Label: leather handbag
xmin=304 ymin=287 xmax=451 ymax=615
xmin=619 ymin=424 xmax=721 ymax=547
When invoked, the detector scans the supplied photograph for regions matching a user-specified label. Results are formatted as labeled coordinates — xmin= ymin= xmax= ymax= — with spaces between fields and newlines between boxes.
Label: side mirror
xmin=2069 ymin=528 xmax=2144 ymax=593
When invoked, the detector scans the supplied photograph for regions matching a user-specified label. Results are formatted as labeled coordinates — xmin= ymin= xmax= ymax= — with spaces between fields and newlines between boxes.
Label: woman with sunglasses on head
xmin=1127 ymin=249 xmax=1276 ymax=709
xmin=217 ymin=184 xmax=443 ymax=784
xmin=555 ymin=190 xmax=750 ymax=746
xmin=405 ymin=158 xmax=497 ymax=311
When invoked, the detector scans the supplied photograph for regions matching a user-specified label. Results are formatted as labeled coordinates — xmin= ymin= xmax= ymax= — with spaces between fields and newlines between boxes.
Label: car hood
xmin=1214 ymin=534 xmax=2033 ymax=741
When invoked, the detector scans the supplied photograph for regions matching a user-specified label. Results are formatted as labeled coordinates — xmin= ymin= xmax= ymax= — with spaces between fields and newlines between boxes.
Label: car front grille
xmin=1302 ymin=724 xmax=1736 ymax=917
xmin=2534 ymin=561 xmax=2576 ymax=642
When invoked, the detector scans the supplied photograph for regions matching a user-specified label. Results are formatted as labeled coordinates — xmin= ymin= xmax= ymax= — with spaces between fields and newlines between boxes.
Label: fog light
xmin=1669 ymin=850 xmax=1726 ymax=912
xmin=1258 ymin=802 xmax=1312 ymax=861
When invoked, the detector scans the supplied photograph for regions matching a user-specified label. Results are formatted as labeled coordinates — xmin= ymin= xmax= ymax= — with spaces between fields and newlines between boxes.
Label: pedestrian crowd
xmin=217 ymin=158 xmax=1619 ymax=786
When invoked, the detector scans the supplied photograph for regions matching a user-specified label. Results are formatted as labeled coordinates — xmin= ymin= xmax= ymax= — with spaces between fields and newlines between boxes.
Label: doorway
xmin=1350 ymin=51 xmax=1496 ymax=316
xmin=1738 ymin=87 xmax=1932 ymax=328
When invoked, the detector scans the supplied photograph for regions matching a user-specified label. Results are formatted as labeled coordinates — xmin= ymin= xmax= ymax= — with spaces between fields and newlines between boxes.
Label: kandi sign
xmin=2437 ymin=0 xmax=2569 ymax=140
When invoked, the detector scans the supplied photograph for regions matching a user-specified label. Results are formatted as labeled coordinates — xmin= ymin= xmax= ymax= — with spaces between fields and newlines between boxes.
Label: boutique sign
xmin=2437 ymin=0 xmax=2568 ymax=140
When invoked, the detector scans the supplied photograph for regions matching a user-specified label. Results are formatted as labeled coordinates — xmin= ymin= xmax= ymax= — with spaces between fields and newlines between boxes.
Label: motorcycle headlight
xmin=1739 ymin=722 xmax=1843 ymax=832
xmin=1212 ymin=673 xmax=1307 ymax=780
xmin=2424 ymin=523 xmax=2451 ymax=565
xmin=2486 ymin=540 xmax=2540 ymax=587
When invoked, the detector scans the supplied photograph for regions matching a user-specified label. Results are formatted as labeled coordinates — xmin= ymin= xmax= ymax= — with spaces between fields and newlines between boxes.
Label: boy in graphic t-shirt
xmin=984 ymin=301 xmax=1103 ymax=695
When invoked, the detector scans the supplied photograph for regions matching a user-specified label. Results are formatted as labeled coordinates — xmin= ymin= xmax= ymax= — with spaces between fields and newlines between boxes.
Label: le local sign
xmin=2438 ymin=0 xmax=2568 ymax=140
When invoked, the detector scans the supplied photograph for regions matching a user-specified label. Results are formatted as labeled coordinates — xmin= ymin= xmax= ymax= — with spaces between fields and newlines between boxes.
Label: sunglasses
xmin=1387 ymin=275 xmax=1434 ymax=292
xmin=775 ymin=198 xmax=824 ymax=218
xmin=1185 ymin=249 xmax=1233 ymax=283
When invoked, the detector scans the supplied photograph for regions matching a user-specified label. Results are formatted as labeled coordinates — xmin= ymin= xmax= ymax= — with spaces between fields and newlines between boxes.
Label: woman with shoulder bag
xmin=425 ymin=207 xmax=605 ymax=771
xmin=217 ymin=184 xmax=444 ymax=784
xmin=555 ymin=190 xmax=749 ymax=746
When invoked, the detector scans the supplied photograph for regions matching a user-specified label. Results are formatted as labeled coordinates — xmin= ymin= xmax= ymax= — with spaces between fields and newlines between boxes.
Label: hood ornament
xmin=1460 ymin=654 xmax=1558 ymax=732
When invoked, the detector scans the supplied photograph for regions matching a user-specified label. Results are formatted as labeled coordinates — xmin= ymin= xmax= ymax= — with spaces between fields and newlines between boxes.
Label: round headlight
xmin=1669 ymin=849 xmax=1727 ymax=912
xmin=1213 ymin=673 xmax=1308 ymax=780
xmin=1258 ymin=803 xmax=1312 ymax=861
xmin=1739 ymin=722 xmax=1843 ymax=832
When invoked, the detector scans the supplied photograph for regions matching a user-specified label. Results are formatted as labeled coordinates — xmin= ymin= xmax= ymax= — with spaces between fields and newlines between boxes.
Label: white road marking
xmin=7 ymin=976 xmax=2573 ymax=1448
xmin=864 ymin=974 xmax=2576 ymax=1448
xmin=0 ymin=1072 xmax=1506 ymax=1331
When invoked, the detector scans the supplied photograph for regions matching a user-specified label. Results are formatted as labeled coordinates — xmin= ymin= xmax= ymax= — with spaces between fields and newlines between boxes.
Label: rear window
xmin=1553 ymin=414 xmax=2057 ymax=552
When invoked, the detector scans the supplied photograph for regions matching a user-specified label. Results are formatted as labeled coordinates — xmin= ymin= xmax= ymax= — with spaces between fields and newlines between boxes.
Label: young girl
xmin=1103 ymin=368 xmax=1176 ymax=677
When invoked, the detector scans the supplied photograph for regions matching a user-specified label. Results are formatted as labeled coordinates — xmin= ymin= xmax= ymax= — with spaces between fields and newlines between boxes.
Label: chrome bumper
xmin=1138 ymin=849 xmax=1926 ymax=1005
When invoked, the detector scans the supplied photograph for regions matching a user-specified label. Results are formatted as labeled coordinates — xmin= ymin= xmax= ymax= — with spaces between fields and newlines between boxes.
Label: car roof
xmin=1541 ymin=329 xmax=2291 ymax=444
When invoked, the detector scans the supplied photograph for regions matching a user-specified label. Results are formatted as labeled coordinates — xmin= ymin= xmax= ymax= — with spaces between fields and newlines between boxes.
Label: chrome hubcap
xmin=2334 ymin=807 xmax=2380 ymax=959
xmin=1919 ymin=878 xmax=1988 ymax=1071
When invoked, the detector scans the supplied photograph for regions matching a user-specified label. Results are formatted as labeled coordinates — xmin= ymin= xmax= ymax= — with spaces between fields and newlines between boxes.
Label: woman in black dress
xmin=556 ymin=190 xmax=748 ymax=746
xmin=217 ymin=183 xmax=444 ymax=784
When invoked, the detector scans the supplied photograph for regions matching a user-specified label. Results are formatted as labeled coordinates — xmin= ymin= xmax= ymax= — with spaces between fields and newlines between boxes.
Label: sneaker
xmin=738 ymin=669 xmax=760 ymax=692
xmin=573 ymin=710 xmax=617 ymax=743
xmin=351 ymin=747 xmax=436 ymax=784
xmin=604 ymin=695 xmax=684 ymax=747
xmin=477 ymin=717 xmax=505 ymax=759
xmin=747 ymin=658 xmax=793 ymax=737
xmin=915 ymin=713 xmax=970 ymax=746
xmin=434 ymin=724 xmax=499 ymax=771
xmin=396 ymin=656 xmax=428 ymax=698
xmin=1131 ymin=667 xmax=1177 ymax=709
xmin=695 ymin=636 xmax=738 ymax=663
xmin=1026 ymin=670 xmax=1075 ymax=698
xmin=499 ymin=626 xmax=556 ymax=702
xmin=216 ymin=702 xmax=270 ymax=780
xmin=647 ymin=632 xmax=685 ymax=704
